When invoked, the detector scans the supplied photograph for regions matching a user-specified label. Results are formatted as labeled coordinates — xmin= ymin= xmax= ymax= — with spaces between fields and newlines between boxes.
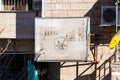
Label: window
xmin=2 ymin=0 xmax=42 ymax=11
xmin=32 ymin=0 xmax=42 ymax=11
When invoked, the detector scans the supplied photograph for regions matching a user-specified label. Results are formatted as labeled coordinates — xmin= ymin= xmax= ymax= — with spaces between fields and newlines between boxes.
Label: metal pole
xmin=115 ymin=2 xmax=119 ymax=62
xmin=116 ymin=2 xmax=118 ymax=32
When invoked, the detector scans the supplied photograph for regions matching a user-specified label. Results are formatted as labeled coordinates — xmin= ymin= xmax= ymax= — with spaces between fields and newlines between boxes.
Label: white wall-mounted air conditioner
xmin=101 ymin=6 xmax=120 ymax=26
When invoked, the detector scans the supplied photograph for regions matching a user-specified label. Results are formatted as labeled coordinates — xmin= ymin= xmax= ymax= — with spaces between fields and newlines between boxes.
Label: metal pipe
xmin=115 ymin=2 xmax=119 ymax=62
xmin=116 ymin=2 xmax=118 ymax=32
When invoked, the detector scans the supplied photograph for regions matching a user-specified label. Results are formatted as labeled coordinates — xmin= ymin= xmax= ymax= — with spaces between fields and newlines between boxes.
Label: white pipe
xmin=42 ymin=0 xmax=45 ymax=17
xmin=0 ymin=0 xmax=2 ymax=11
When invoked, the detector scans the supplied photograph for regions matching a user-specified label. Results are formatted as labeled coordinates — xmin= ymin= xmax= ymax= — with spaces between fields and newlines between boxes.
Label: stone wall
xmin=43 ymin=0 xmax=97 ymax=17
xmin=42 ymin=0 xmax=117 ymax=80
xmin=112 ymin=62 xmax=120 ymax=80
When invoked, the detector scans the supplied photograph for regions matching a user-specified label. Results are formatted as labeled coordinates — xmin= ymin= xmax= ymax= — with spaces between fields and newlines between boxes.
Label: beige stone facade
xmin=0 ymin=0 xmax=118 ymax=80
xmin=42 ymin=0 xmax=118 ymax=80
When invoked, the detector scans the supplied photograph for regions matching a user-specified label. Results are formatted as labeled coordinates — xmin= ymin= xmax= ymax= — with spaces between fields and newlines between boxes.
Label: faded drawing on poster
xmin=35 ymin=17 xmax=90 ymax=61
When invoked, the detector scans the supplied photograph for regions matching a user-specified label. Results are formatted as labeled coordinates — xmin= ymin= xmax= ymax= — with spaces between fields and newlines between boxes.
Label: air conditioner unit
xmin=101 ymin=6 xmax=120 ymax=26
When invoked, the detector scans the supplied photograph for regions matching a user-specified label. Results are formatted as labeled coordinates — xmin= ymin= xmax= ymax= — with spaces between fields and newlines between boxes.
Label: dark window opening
xmin=32 ymin=0 xmax=42 ymax=11
xmin=2 ymin=0 xmax=42 ymax=11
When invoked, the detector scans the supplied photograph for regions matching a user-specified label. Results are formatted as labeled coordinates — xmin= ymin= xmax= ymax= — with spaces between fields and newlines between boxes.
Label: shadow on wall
xmin=84 ymin=0 xmax=116 ymax=44
xmin=15 ymin=12 xmax=41 ymax=52
xmin=34 ymin=62 xmax=60 ymax=80
xmin=39 ymin=55 xmax=115 ymax=80
xmin=40 ymin=0 xmax=116 ymax=80
xmin=74 ymin=0 xmax=116 ymax=80
xmin=37 ymin=53 xmax=115 ymax=80
xmin=74 ymin=53 xmax=115 ymax=80
xmin=16 ymin=12 xmax=36 ymax=39
xmin=13 ymin=0 xmax=116 ymax=80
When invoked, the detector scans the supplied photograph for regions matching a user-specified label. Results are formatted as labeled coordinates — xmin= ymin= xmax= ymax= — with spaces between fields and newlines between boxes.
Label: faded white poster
xmin=35 ymin=17 xmax=90 ymax=61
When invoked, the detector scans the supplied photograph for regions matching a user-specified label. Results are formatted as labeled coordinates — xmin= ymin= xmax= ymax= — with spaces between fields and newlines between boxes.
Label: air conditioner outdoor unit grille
xmin=101 ymin=6 xmax=120 ymax=26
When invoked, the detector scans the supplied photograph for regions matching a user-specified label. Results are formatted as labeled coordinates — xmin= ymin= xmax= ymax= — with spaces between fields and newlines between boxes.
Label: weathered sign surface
xmin=35 ymin=17 xmax=90 ymax=61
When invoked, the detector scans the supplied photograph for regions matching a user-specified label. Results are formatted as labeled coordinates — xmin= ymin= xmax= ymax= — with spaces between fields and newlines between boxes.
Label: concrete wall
xmin=42 ymin=0 xmax=117 ymax=80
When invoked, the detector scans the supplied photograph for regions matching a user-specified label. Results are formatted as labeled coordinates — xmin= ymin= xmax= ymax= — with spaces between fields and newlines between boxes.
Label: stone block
xmin=59 ymin=11 xmax=68 ymax=17
xmin=0 ymin=13 xmax=16 ymax=19
xmin=51 ymin=11 xmax=60 ymax=17
xmin=67 ymin=0 xmax=82 ymax=3
xmin=55 ymin=4 xmax=62 ymax=10
xmin=71 ymin=3 xmax=79 ymax=10
xmin=62 ymin=3 xmax=71 ymax=10
xmin=82 ymin=0 xmax=98 ymax=2
xmin=86 ymin=3 xmax=95 ymax=10
xmin=68 ymin=11 xmax=76 ymax=17
xmin=44 ymin=11 xmax=52 ymax=17
xmin=78 ymin=3 xmax=87 ymax=10
xmin=68 ymin=10 xmax=85 ymax=17
xmin=50 ymin=0 xmax=56 ymax=3
xmin=44 ymin=3 xmax=55 ymax=11
xmin=44 ymin=0 xmax=51 ymax=3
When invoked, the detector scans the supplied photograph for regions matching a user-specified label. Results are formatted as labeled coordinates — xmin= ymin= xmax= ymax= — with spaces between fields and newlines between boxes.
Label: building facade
xmin=41 ymin=0 xmax=117 ymax=80
xmin=0 ymin=0 xmax=118 ymax=80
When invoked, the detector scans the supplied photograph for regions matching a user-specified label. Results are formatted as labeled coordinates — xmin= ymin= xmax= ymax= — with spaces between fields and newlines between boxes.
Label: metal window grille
xmin=2 ymin=0 xmax=42 ymax=11
xmin=2 ymin=0 xmax=42 ymax=12
xmin=32 ymin=0 xmax=42 ymax=11
xmin=3 ymin=0 xmax=27 ymax=11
